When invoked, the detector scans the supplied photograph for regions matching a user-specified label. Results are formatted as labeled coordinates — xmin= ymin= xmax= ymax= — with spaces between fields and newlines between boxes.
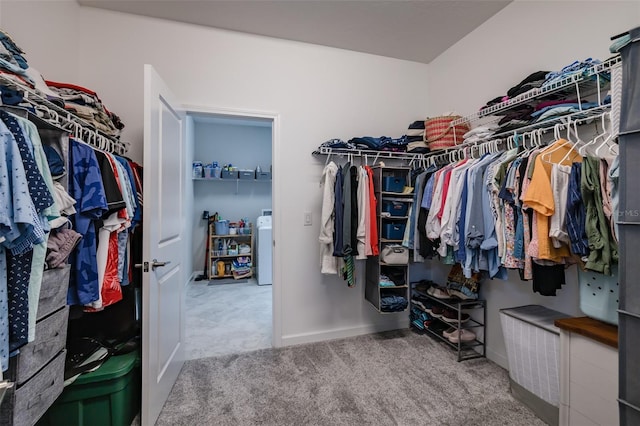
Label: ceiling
xmin=77 ymin=0 xmax=512 ymax=64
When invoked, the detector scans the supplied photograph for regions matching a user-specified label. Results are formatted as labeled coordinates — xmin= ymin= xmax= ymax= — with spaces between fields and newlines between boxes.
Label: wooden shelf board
xmin=554 ymin=316 xmax=618 ymax=349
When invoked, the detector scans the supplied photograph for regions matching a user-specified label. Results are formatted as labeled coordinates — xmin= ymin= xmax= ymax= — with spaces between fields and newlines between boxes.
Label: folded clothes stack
xmin=476 ymin=58 xmax=611 ymax=132
xmin=46 ymin=80 xmax=125 ymax=138
xmin=462 ymin=124 xmax=500 ymax=144
xmin=405 ymin=119 xmax=429 ymax=154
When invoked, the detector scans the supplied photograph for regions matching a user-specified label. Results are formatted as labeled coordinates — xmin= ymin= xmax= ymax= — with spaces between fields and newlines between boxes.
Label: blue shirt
xmin=68 ymin=139 xmax=108 ymax=305
xmin=566 ymin=163 xmax=589 ymax=256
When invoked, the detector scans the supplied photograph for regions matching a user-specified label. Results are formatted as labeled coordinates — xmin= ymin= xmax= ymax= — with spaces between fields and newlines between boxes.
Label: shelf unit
xmin=0 ymin=74 xmax=129 ymax=155
xmin=451 ymin=55 xmax=621 ymax=127
xmin=207 ymin=224 xmax=254 ymax=280
xmin=365 ymin=166 xmax=412 ymax=313
xmin=311 ymin=56 xmax=621 ymax=164
xmin=411 ymin=289 xmax=486 ymax=362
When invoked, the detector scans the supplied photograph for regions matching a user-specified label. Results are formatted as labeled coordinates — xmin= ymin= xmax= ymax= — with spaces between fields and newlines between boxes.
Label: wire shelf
xmin=0 ymin=74 xmax=129 ymax=155
xmin=450 ymin=55 xmax=621 ymax=127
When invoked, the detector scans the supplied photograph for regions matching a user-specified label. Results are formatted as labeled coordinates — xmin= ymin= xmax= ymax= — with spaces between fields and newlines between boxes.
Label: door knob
xmin=151 ymin=259 xmax=171 ymax=270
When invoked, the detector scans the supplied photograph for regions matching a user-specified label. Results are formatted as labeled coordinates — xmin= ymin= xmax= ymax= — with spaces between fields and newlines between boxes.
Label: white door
xmin=142 ymin=65 xmax=186 ymax=425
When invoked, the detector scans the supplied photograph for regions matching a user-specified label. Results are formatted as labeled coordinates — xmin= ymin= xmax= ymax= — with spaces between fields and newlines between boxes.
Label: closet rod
xmin=0 ymin=74 xmax=129 ymax=155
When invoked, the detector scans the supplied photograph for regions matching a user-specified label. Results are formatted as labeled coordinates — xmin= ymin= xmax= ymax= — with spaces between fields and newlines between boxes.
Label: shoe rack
xmin=410 ymin=284 xmax=486 ymax=362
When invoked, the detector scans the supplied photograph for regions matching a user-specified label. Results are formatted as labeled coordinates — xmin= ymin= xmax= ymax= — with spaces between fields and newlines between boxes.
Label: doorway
xmin=185 ymin=111 xmax=275 ymax=360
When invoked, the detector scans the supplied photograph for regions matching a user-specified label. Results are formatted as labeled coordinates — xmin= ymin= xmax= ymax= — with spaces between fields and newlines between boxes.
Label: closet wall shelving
xmin=0 ymin=75 xmax=129 ymax=423
xmin=0 ymin=75 xmax=129 ymax=155
xmin=311 ymin=55 xmax=620 ymax=165
xmin=450 ymin=55 xmax=621 ymax=127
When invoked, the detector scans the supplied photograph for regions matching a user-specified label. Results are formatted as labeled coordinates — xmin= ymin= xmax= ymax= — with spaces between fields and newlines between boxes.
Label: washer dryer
xmin=256 ymin=215 xmax=272 ymax=285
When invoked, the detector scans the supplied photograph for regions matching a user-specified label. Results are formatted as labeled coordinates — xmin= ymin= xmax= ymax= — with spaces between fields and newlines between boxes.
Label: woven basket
xmin=424 ymin=115 xmax=470 ymax=151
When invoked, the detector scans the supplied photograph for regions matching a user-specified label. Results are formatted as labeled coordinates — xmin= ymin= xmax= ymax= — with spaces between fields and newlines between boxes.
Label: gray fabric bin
xmin=8 ymin=307 xmax=68 ymax=386
xmin=38 ymin=265 xmax=70 ymax=321
xmin=0 ymin=350 xmax=65 ymax=426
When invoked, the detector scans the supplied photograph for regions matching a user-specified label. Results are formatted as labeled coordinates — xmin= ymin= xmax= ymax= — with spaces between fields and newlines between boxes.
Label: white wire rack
xmin=450 ymin=55 xmax=621 ymax=127
xmin=313 ymin=104 xmax=612 ymax=166
xmin=0 ymin=75 xmax=129 ymax=155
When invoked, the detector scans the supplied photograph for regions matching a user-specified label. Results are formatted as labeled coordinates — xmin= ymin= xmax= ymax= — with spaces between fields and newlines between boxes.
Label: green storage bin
xmin=39 ymin=350 xmax=140 ymax=426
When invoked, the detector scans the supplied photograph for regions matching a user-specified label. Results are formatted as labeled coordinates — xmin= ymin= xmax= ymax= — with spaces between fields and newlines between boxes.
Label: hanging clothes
xmin=319 ymin=161 xmax=338 ymax=274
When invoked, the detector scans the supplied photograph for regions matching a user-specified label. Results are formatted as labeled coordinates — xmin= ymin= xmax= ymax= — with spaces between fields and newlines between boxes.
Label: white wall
xmin=427 ymin=0 xmax=639 ymax=368
xmin=191 ymin=120 xmax=272 ymax=274
xmin=0 ymin=1 xmax=80 ymax=84
xmin=1 ymin=2 xmax=431 ymax=345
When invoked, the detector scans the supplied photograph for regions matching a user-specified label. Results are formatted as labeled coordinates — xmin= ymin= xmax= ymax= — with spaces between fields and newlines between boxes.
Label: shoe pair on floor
xmin=443 ymin=327 xmax=476 ymax=343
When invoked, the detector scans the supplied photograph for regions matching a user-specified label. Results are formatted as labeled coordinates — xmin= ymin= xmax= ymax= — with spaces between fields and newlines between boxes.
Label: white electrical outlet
xmin=304 ymin=212 xmax=312 ymax=226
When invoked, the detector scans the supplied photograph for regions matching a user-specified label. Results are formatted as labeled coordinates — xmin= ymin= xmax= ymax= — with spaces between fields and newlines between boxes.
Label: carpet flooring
xmin=185 ymin=280 xmax=272 ymax=360
xmin=157 ymin=329 xmax=545 ymax=426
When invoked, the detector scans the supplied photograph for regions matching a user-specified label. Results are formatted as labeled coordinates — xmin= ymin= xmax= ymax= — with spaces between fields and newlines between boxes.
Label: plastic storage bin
xmin=214 ymin=220 xmax=229 ymax=235
xmin=382 ymin=200 xmax=409 ymax=217
xmin=238 ymin=170 xmax=254 ymax=180
xmin=256 ymin=171 xmax=272 ymax=180
xmin=38 ymin=350 xmax=140 ymax=426
xmin=382 ymin=223 xmax=406 ymax=240
xmin=382 ymin=177 xmax=405 ymax=193
xmin=221 ymin=169 xmax=238 ymax=179
xmin=578 ymin=266 xmax=619 ymax=325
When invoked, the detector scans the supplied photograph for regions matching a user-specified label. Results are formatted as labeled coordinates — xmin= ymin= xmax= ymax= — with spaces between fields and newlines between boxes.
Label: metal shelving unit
xmin=411 ymin=289 xmax=486 ymax=362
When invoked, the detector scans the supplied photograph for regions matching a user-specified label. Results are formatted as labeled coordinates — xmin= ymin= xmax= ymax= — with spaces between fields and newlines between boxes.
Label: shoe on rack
xmin=448 ymin=288 xmax=478 ymax=301
xmin=442 ymin=309 xmax=470 ymax=324
xmin=442 ymin=327 xmax=458 ymax=339
xmin=447 ymin=329 xmax=477 ymax=343
xmin=427 ymin=286 xmax=451 ymax=299
xmin=427 ymin=306 xmax=444 ymax=318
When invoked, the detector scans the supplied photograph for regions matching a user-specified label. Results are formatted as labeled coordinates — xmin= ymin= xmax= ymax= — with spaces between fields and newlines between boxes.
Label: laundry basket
xmin=424 ymin=115 xmax=470 ymax=151
xmin=500 ymin=305 xmax=570 ymax=426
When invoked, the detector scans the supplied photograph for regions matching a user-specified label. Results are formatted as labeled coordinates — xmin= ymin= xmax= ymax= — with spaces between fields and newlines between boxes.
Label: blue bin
xmin=382 ymin=223 xmax=406 ymax=240
xmin=382 ymin=177 xmax=405 ymax=193
xmin=214 ymin=220 xmax=229 ymax=235
xmin=382 ymin=200 xmax=409 ymax=217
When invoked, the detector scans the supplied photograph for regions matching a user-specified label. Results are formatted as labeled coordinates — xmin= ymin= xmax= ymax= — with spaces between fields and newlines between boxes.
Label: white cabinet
xmin=557 ymin=317 xmax=619 ymax=426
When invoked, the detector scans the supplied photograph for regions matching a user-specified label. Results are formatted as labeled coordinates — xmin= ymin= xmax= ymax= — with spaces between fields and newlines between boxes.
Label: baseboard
xmin=189 ymin=271 xmax=203 ymax=284
xmin=280 ymin=320 xmax=409 ymax=347
xmin=486 ymin=347 xmax=509 ymax=370
xmin=510 ymin=378 xmax=559 ymax=426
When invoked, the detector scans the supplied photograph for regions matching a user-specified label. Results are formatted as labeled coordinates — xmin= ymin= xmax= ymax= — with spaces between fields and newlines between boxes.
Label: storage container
xmin=381 ymin=223 xmax=406 ymax=240
xmin=256 ymin=171 xmax=272 ymax=180
xmin=499 ymin=305 xmax=570 ymax=426
xmin=2 ymin=351 xmax=65 ymax=426
xmin=38 ymin=265 xmax=70 ymax=321
xmin=578 ymin=266 xmax=619 ymax=325
xmin=238 ymin=170 xmax=254 ymax=180
xmin=221 ymin=169 xmax=238 ymax=179
xmin=382 ymin=176 xmax=405 ymax=193
xmin=619 ymin=223 xmax=640 ymax=313
xmin=214 ymin=220 xmax=229 ymax=235
xmin=38 ymin=350 xmax=141 ymax=426
xmin=619 ymin=313 xmax=640 ymax=407
xmin=382 ymin=200 xmax=409 ymax=217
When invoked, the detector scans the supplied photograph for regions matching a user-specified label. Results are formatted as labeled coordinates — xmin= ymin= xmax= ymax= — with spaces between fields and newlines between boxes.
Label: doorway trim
xmin=183 ymin=103 xmax=282 ymax=348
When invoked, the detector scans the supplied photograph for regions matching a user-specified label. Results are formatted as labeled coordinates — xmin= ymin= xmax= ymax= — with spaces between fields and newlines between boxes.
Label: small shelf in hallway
xmin=185 ymin=278 xmax=272 ymax=360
